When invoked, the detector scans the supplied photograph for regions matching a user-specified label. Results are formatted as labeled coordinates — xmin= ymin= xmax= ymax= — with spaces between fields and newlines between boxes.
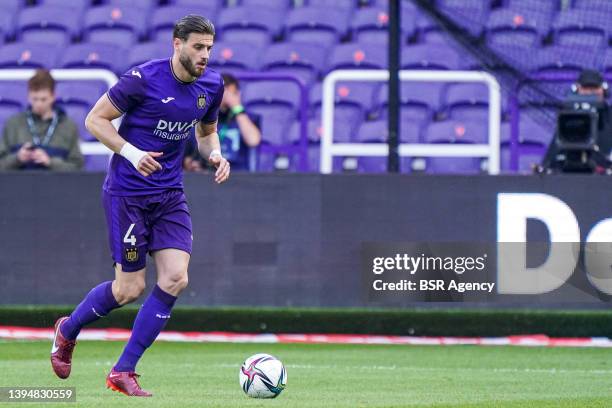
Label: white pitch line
xmin=210 ymin=363 xmax=612 ymax=375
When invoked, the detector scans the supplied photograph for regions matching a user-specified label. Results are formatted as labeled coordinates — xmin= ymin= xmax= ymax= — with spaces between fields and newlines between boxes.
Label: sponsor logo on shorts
xmin=125 ymin=248 xmax=139 ymax=263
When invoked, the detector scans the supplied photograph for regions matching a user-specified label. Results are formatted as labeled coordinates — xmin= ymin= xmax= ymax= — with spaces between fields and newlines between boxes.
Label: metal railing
xmin=320 ymin=69 xmax=502 ymax=174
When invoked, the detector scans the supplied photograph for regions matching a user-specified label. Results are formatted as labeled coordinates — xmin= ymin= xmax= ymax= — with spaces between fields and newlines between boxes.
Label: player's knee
xmin=115 ymin=280 xmax=146 ymax=304
xmin=160 ymin=271 xmax=188 ymax=295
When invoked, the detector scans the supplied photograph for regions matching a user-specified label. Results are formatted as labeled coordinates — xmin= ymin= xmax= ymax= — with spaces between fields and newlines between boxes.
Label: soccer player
xmin=50 ymin=15 xmax=229 ymax=397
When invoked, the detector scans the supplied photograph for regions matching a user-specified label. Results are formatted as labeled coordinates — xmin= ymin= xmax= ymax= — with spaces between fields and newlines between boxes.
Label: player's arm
xmin=85 ymin=94 xmax=162 ymax=177
xmin=196 ymin=120 xmax=230 ymax=184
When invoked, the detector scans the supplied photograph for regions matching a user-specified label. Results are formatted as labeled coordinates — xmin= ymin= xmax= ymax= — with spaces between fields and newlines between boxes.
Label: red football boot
xmin=50 ymin=316 xmax=76 ymax=379
xmin=106 ymin=370 xmax=153 ymax=397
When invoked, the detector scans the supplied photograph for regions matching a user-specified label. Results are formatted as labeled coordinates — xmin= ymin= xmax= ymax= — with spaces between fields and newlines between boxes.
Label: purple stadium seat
xmin=573 ymin=0 xmax=612 ymax=13
xmin=424 ymin=120 xmax=488 ymax=144
xmin=83 ymin=6 xmax=146 ymax=46
xmin=402 ymin=44 xmax=460 ymax=70
xmin=288 ymin=118 xmax=352 ymax=144
xmin=515 ymin=81 xmax=560 ymax=109
xmin=438 ymin=0 xmax=488 ymax=37
xmin=415 ymin=14 xmax=444 ymax=44
xmin=307 ymin=0 xmax=355 ymax=11
xmin=500 ymin=146 xmax=544 ymax=173
xmin=170 ymin=0 xmax=223 ymax=7
xmin=553 ymin=9 xmax=608 ymax=48
xmin=504 ymin=0 xmax=557 ymax=16
xmin=207 ymin=41 xmax=261 ymax=72
xmin=343 ymin=119 xmax=420 ymax=173
xmin=260 ymin=42 xmax=328 ymax=85
xmin=279 ymin=143 xmax=328 ymax=173
xmin=104 ymin=0 xmax=157 ymax=12
xmin=285 ymin=7 xmax=351 ymax=46
xmin=371 ymin=0 xmax=418 ymax=13
xmin=39 ymin=0 xmax=89 ymax=12
xmin=241 ymin=0 xmax=291 ymax=10
xmin=61 ymin=43 xmax=125 ymax=74
xmin=0 ymin=42 xmax=59 ymax=68
xmin=438 ymin=0 xmax=485 ymax=12
xmin=350 ymin=7 xmax=417 ymax=45
xmin=17 ymin=6 xmax=77 ymax=46
xmin=217 ymin=6 xmax=283 ymax=48
xmin=530 ymin=45 xmax=588 ymax=75
xmin=518 ymin=114 xmax=553 ymax=146
xmin=442 ymin=83 xmax=489 ymax=121
xmin=56 ymin=81 xmax=107 ymax=109
xmin=500 ymin=121 xmax=511 ymax=146
xmin=59 ymin=104 xmax=94 ymax=141
xmin=425 ymin=157 xmax=483 ymax=174
xmin=150 ymin=5 xmax=218 ymax=42
xmin=310 ymin=81 xmax=378 ymax=128
xmin=0 ymin=82 xmax=28 ymax=109
xmin=486 ymin=9 xmax=546 ymax=48
xmin=221 ymin=30 xmax=272 ymax=49
xmin=354 ymin=157 xmax=387 ymax=173
xmin=242 ymin=81 xmax=301 ymax=113
xmin=356 ymin=119 xmax=420 ymax=144
xmin=128 ymin=42 xmax=173 ymax=69
xmin=376 ymin=83 xmax=442 ymax=124
xmin=604 ymin=48 xmax=612 ymax=76
xmin=2 ymin=0 xmax=23 ymax=14
xmin=242 ymin=82 xmax=297 ymax=145
xmin=327 ymin=42 xmax=387 ymax=72
xmin=252 ymin=111 xmax=292 ymax=145
xmin=56 ymin=80 xmax=108 ymax=142
xmin=0 ymin=9 xmax=13 ymax=42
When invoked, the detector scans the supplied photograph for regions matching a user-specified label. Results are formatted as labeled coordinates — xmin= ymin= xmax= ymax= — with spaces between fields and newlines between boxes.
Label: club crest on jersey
xmin=125 ymin=248 xmax=138 ymax=263
xmin=197 ymin=94 xmax=206 ymax=109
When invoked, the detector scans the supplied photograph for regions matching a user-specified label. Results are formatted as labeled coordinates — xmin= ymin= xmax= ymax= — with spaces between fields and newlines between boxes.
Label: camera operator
xmin=541 ymin=69 xmax=612 ymax=173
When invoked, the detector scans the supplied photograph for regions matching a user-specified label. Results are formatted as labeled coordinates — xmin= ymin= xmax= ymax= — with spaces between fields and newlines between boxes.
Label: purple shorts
xmin=102 ymin=189 xmax=192 ymax=272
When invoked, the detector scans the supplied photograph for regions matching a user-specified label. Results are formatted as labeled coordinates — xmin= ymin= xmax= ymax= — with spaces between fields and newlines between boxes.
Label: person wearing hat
xmin=541 ymin=68 xmax=612 ymax=172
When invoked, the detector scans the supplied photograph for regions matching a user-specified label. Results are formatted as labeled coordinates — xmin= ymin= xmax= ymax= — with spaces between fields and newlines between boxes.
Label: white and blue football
xmin=239 ymin=353 xmax=287 ymax=398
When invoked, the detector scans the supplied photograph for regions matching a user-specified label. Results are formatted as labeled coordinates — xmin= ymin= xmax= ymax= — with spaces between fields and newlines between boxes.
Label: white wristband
xmin=209 ymin=149 xmax=222 ymax=160
xmin=120 ymin=142 xmax=147 ymax=169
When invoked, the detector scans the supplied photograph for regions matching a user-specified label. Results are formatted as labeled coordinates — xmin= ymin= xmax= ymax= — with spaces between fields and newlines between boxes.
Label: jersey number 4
xmin=123 ymin=223 xmax=137 ymax=246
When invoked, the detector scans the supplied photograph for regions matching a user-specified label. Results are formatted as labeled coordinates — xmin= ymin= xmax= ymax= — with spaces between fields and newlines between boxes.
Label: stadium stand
xmin=0 ymin=0 xmax=608 ymax=173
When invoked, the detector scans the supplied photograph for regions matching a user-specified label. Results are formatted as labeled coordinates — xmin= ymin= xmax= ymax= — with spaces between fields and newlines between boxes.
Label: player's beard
xmin=179 ymin=52 xmax=206 ymax=78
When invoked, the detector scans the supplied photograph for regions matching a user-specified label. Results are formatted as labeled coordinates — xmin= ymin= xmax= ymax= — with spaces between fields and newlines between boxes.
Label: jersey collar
xmin=169 ymin=58 xmax=197 ymax=85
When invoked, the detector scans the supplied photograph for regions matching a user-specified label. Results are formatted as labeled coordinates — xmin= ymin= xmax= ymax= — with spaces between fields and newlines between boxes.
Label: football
xmin=239 ymin=353 xmax=287 ymax=398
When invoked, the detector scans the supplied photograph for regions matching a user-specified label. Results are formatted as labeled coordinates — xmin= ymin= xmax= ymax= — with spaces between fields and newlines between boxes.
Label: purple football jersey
xmin=104 ymin=58 xmax=224 ymax=195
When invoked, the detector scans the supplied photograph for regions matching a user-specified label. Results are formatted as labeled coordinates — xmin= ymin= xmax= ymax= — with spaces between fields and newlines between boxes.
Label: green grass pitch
xmin=1 ymin=339 xmax=611 ymax=407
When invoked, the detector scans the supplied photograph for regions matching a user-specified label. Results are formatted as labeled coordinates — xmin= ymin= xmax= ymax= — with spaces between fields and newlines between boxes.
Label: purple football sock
xmin=60 ymin=280 xmax=121 ymax=340
xmin=113 ymin=285 xmax=177 ymax=373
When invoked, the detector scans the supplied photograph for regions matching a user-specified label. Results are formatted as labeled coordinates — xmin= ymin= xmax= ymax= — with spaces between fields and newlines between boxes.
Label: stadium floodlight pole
xmin=387 ymin=0 xmax=400 ymax=173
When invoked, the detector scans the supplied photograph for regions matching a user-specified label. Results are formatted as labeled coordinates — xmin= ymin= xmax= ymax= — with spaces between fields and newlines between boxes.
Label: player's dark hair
xmin=173 ymin=14 xmax=215 ymax=41
xmin=28 ymin=69 xmax=55 ymax=93
xmin=222 ymin=73 xmax=239 ymax=90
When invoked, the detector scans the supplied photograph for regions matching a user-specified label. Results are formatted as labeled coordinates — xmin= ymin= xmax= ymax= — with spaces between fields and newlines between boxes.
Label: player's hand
xmin=209 ymin=153 xmax=230 ymax=184
xmin=16 ymin=142 xmax=33 ymax=163
xmin=31 ymin=147 xmax=50 ymax=167
xmin=136 ymin=152 xmax=163 ymax=177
